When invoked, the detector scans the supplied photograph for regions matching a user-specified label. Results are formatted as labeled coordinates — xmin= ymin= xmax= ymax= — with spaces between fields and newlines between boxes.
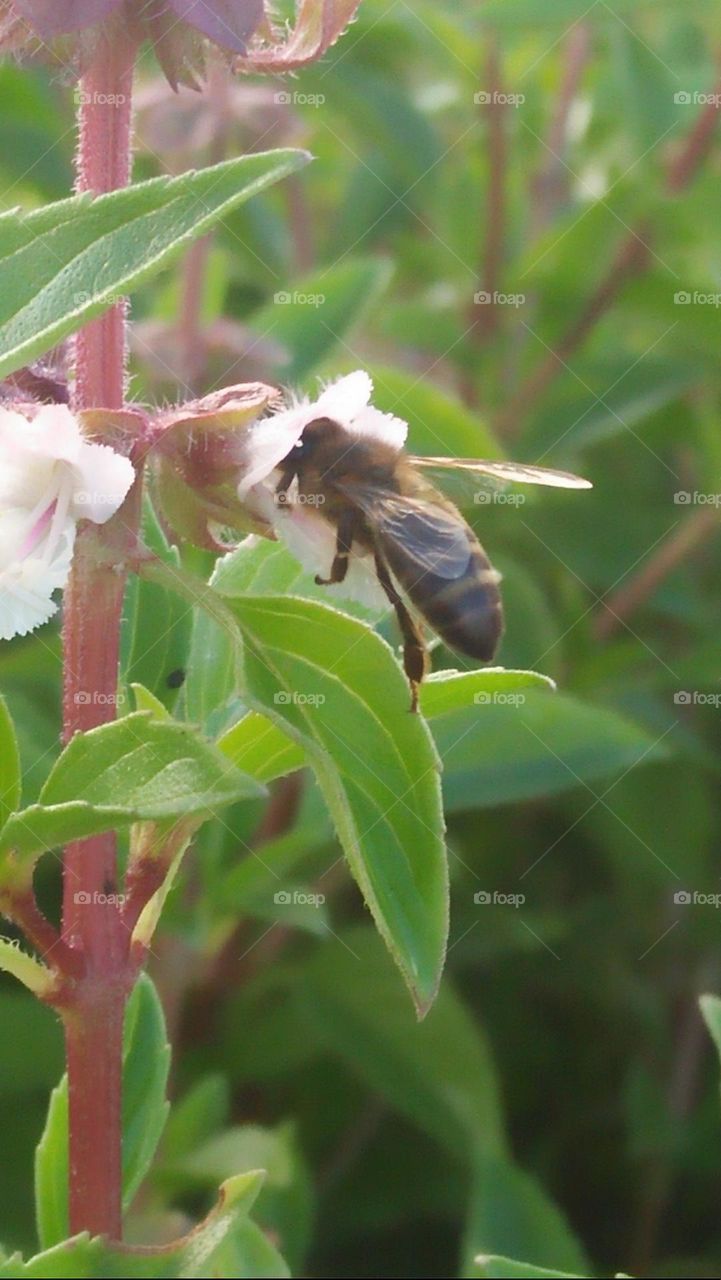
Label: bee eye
xmin=293 ymin=441 xmax=304 ymax=451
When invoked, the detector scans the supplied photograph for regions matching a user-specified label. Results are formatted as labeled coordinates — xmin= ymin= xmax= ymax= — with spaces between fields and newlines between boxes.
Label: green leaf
xmin=433 ymin=692 xmax=671 ymax=811
xmin=297 ymin=928 xmax=506 ymax=1160
xmin=0 ymin=150 xmax=308 ymax=379
xmin=35 ymin=975 xmax=171 ymax=1249
xmin=700 ymin=994 xmax=721 ymax=1072
xmin=472 ymin=1257 xmax=587 ymax=1279
xmin=365 ymin=365 xmax=502 ymax=458
xmin=161 ymin=1076 xmax=230 ymax=1163
xmin=12 ymin=1173 xmax=264 ymax=1278
xmin=217 ymin=590 xmax=448 ymax=1014
xmin=420 ymin=669 xmax=555 ymax=720
xmin=160 ymin=1123 xmax=312 ymax=1274
xmin=249 ymin=257 xmax=393 ymax=381
xmin=217 ymin=712 xmax=306 ymax=784
xmin=0 ymin=939 xmax=54 ymax=999
xmin=0 ymin=696 xmax=21 ymax=831
xmin=463 ymin=1157 xmax=590 ymax=1278
xmin=0 ymin=713 xmax=265 ymax=866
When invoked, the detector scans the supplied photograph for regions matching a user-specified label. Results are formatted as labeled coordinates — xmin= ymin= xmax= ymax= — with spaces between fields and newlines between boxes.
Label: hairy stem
xmin=62 ymin=27 xmax=138 ymax=1241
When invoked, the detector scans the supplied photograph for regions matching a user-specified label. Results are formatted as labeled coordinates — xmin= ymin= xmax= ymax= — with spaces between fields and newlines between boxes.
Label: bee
xmin=275 ymin=418 xmax=591 ymax=712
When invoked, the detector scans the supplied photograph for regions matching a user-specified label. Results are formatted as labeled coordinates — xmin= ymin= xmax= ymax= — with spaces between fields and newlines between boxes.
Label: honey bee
xmin=275 ymin=418 xmax=591 ymax=711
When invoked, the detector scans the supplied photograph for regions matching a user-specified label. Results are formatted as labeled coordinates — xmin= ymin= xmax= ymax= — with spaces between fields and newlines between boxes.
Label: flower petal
xmin=70 ymin=441 xmax=135 ymax=523
xmin=13 ymin=0 xmax=123 ymax=39
xmin=0 ymin=522 xmax=75 ymax=641
xmin=168 ymin=0 xmax=264 ymax=53
xmin=237 ymin=407 xmax=309 ymax=497
xmin=350 ymin=404 xmax=408 ymax=449
xmin=315 ymin=370 xmax=372 ymax=424
xmin=251 ymin=486 xmax=387 ymax=612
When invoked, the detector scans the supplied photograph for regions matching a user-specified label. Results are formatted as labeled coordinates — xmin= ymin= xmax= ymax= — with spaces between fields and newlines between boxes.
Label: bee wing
xmin=339 ymin=483 xmax=474 ymax=580
xmin=411 ymin=456 xmax=592 ymax=489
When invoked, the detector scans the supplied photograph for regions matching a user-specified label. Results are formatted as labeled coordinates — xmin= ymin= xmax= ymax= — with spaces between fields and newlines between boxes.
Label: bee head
xmin=292 ymin=417 xmax=345 ymax=462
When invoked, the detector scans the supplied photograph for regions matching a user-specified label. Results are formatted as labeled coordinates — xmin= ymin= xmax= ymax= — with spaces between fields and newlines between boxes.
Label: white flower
xmin=0 ymin=405 xmax=135 ymax=641
xmin=237 ymin=372 xmax=408 ymax=610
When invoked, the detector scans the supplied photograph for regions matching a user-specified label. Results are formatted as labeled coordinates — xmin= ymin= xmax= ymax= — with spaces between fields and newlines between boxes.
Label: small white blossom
xmin=237 ymin=372 xmax=408 ymax=609
xmin=0 ymin=405 xmax=134 ymax=641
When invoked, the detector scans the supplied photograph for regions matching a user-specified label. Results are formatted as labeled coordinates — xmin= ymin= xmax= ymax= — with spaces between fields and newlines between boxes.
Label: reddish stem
xmin=62 ymin=28 xmax=138 ymax=1241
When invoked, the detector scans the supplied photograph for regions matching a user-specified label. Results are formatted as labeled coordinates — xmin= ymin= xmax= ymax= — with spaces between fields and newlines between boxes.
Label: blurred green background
xmin=2 ymin=0 xmax=721 ymax=1274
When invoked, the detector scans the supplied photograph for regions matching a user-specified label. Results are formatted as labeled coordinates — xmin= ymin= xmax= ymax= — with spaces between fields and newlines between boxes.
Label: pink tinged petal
xmin=235 ymin=0 xmax=362 ymax=72
xmin=70 ymin=442 xmax=135 ymax=523
xmin=168 ymin=0 xmax=264 ymax=52
xmin=13 ymin=0 xmax=123 ymax=38
xmin=315 ymin=370 xmax=372 ymax=424
xmin=0 ymin=523 xmax=76 ymax=642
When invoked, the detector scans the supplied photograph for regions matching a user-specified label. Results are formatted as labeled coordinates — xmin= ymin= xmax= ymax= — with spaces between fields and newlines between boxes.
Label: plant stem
xmin=62 ymin=27 xmax=137 ymax=1241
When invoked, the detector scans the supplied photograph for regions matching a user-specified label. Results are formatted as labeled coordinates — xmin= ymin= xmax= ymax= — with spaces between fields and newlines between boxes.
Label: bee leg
xmin=315 ymin=514 xmax=353 ymax=586
xmin=274 ymin=472 xmax=295 ymax=507
xmin=373 ymin=552 xmax=428 ymax=713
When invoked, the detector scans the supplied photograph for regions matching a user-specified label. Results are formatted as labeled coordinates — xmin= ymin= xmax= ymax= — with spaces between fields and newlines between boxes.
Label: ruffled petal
xmin=350 ymin=404 xmax=408 ymax=449
xmin=237 ymin=407 xmax=309 ymax=497
xmin=71 ymin=440 xmax=135 ymax=523
xmin=0 ymin=521 xmax=75 ymax=641
xmin=315 ymin=370 xmax=373 ymax=425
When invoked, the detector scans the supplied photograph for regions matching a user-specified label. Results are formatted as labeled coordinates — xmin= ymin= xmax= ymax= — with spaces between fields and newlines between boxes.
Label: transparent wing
xmin=411 ymin=456 xmax=592 ymax=489
xmin=339 ymin=482 xmax=473 ymax=580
